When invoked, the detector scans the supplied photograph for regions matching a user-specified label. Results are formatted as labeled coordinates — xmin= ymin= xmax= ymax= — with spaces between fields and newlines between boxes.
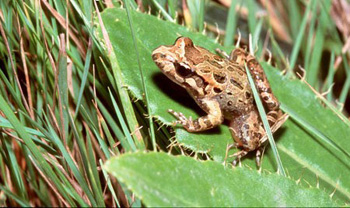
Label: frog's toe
xmin=168 ymin=109 xmax=188 ymax=125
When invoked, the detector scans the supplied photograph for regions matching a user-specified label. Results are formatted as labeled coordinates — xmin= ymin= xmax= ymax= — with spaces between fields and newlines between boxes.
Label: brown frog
xmin=152 ymin=37 xmax=283 ymax=165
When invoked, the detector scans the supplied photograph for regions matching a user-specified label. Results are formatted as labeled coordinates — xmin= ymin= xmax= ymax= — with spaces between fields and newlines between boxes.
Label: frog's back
xmin=190 ymin=46 xmax=255 ymax=119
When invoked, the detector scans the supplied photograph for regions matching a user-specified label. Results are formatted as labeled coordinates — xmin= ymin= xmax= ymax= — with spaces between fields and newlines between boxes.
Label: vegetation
xmin=0 ymin=0 xmax=349 ymax=206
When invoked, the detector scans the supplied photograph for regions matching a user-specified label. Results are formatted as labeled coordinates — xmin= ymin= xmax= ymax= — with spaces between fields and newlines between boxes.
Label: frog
xmin=152 ymin=37 xmax=283 ymax=165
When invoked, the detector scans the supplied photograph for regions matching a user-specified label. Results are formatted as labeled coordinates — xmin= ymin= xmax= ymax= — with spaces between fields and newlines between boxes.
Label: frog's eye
xmin=175 ymin=63 xmax=193 ymax=78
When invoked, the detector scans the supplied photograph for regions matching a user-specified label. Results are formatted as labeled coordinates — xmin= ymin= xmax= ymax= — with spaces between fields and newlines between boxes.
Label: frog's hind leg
xmin=227 ymin=110 xmax=265 ymax=166
xmin=245 ymin=58 xmax=280 ymax=113
xmin=232 ymin=150 xmax=248 ymax=167
xmin=255 ymin=145 xmax=267 ymax=168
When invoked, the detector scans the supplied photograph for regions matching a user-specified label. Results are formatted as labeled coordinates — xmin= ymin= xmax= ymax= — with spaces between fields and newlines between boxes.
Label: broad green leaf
xmin=98 ymin=8 xmax=350 ymax=203
xmin=105 ymin=152 xmax=337 ymax=207
xmin=97 ymin=8 xmax=234 ymax=160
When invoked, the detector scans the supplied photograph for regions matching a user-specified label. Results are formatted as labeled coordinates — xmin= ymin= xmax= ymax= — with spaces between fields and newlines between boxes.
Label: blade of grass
xmin=247 ymin=0 xmax=257 ymax=37
xmin=269 ymin=29 xmax=287 ymax=67
xmin=124 ymin=0 xmax=156 ymax=151
xmin=0 ymin=116 xmax=57 ymax=154
xmin=96 ymin=98 xmax=125 ymax=148
xmin=306 ymin=1 xmax=331 ymax=87
xmin=2 ymin=139 xmax=27 ymax=200
xmin=0 ymin=71 xmax=26 ymax=111
xmin=0 ymin=93 xmax=76 ymax=206
xmin=43 ymin=112 xmax=98 ymax=206
xmin=280 ymin=103 xmax=350 ymax=162
xmin=78 ymin=106 xmax=111 ymax=158
xmin=108 ymin=89 xmax=136 ymax=152
xmin=57 ymin=34 xmax=69 ymax=145
xmin=74 ymin=38 xmax=92 ymax=118
xmin=68 ymin=112 xmax=105 ymax=206
xmin=0 ymin=186 xmax=30 ymax=207
xmin=224 ymin=0 xmax=239 ymax=46
xmin=251 ymin=18 xmax=263 ymax=54
xmin=100 ymin=159 xmax=121 ymax=207
xmin=245 ymin=61 xmax=286 ymax=176
xmin=288 ymin=0 xmax=314 ymax=75
xmin=167 ymin=0 xmax=178 ymax=20
xmin=151 ymin=0 xmax=175 ymax=22
xmin=287 ymin=0 xmax=301 ymax=41
xmin=303 ymin=4 xmax=317 ymax=69
xmin=197 ymin=0 xmax=205 ymax=32
xmin=324 ymin=52 xmax=335 ymax=101
xmin=94 ymin=0 xmax=144 ymax=150
xmin=339 ymin=54 xmax=350 ymax=104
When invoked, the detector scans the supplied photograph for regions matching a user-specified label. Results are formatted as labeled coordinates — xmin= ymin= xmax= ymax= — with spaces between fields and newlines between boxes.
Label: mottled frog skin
xmin=152 ymin=37 xmax=282 ymax=164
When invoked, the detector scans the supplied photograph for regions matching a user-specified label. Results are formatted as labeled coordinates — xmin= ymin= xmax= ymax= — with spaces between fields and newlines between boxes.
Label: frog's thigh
xmin=246 ymin=59 xmax=280 ymax=112
xmin=188 ymin=98 xmax=224 ymax=132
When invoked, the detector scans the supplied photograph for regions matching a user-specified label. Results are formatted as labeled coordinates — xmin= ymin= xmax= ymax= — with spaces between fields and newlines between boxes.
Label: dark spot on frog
xmin=230 ymin=78 xmax=243 ymax=90
xmin=227 ymin=101 xmax=233 ymax=106
xmin=200 ymin=68 xmax=211 ymax=73
xmin=213 ymin=55 xmax=222 ymax=61
xmin=245 ymin=92 xmax=251 ymax=99
xmin=237 ymin=69 xmax=245 ymax=76
xmin=208 ymin=60 xmax=223 ymax=68
xmin=254 ymin=132 xmax=262 ymax=139
xmin=213 ymin=72 xmax=227 ymax=84
xmin=214 ymin=87 xmax=222 ymax=93
xmin=243 ymin=124 xmax=250 ymax=130
xmin=227 ymin=66 xmax=234 ymax=71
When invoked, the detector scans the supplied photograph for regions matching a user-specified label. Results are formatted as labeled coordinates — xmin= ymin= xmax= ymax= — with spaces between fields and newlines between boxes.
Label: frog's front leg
xmin=168 ymin=98 xmax=224 ymax=132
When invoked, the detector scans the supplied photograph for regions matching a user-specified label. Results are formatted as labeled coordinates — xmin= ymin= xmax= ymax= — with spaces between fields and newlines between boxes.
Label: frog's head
xmin=152 ymin=37 xmax=196 ymax=87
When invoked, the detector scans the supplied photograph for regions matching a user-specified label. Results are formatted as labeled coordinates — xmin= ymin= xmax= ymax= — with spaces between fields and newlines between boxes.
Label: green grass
xmin=0 ymin=0 xmax=349 ymax=206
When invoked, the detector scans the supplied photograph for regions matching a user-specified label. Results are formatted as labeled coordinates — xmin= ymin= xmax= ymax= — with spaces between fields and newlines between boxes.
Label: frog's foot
xmin=256 ymin=147 xmax=262 ymax=168
xmin=266 ymin=110 xmax=280 ymax=125
xmin=231 ymin=150 xmax=248 ymax=167
xmin=223 ymin=143 xmax=238 ymax=165
xmin=168 ymin=109 xmax=195 ymax=131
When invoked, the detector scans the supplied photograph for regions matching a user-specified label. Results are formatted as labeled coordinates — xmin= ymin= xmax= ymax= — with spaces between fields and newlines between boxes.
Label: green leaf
xmin=98 ymin=8 xmax=350 ymax=203
xmin=98 ymin=8 xmax=233 ymax=160
xmin=105 ymin=152 xmax=337 ymax=207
